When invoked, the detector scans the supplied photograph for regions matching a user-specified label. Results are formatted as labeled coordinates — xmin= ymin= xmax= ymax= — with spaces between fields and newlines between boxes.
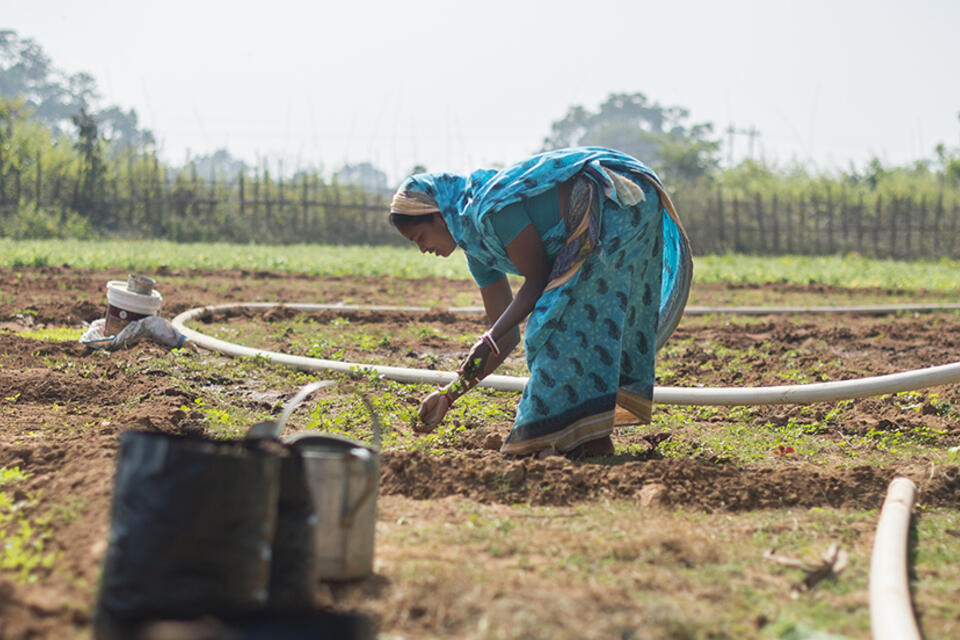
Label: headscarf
xmin=389 ymin=189 xmax=441 ymax=216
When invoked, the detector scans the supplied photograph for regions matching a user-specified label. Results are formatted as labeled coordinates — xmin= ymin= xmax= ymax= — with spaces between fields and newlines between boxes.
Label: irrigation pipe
xmin=449 ymin=303 xmax=960 ymax=316
xmin=869 ymin=477 xmax=922 ymax=640
xmin=172 ymin=302 xmax=960 ymax=405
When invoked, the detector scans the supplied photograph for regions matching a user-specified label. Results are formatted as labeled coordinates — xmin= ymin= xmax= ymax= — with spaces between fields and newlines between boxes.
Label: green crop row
xmin=3 ymin=239 xmax=960 ymax=291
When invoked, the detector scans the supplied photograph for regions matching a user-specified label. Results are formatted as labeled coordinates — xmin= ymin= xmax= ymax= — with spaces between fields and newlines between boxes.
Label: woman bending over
xmin=389 ymin=147 xmax=692 ymax=456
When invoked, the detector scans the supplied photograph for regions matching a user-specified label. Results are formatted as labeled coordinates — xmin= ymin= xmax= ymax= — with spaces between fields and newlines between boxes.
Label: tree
xmin=0 ymin=29 xmax=152 ymax=149
xmin=335 ymin=162 xmax=389 ymax=194
xmin=72 ymin=107 xmax=106 ymax=222
xmin=542 ymin=92 xmax=720 ymax=183
xmin=187 ymin=148 xmax=247 ymax=181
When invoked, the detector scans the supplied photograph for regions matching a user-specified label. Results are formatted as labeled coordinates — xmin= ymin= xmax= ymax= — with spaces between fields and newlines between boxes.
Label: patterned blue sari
xmin=397 ymin=147 xmax=692 ymax=454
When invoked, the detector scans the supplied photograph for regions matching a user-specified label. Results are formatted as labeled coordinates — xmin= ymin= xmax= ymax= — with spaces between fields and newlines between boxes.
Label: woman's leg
xmin=500 ymin=259 xmax=622 ymax=455
xmin=615 ymin=210 xmax=663 ymax=422
xmin=501 ymin=242 xmax=643 ymax=455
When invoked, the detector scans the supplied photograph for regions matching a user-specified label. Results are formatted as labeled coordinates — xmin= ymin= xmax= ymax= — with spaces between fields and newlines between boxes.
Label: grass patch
xmin=369 ymin=496 xmax=960 ymax=639
xmin=0 ymin=467 xmax=56 ymax=583
xmin=4 ymin=240 xmax=960 ymax=292
xmin=0 ymin=238 xmax=472 ymax=279
xmin=694 ymin=254 xmax=960 ymax=292
xmin=14 ymin=327 xmax=84 ymax=342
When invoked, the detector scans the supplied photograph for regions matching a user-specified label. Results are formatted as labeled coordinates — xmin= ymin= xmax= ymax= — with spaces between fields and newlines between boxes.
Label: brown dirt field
xmin=0 ymin=267 xmax=958 ymax=638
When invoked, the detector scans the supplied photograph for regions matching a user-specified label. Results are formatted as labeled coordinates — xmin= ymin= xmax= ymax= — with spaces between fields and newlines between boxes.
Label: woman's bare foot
xmin=566 ymin=435 xmax=615 ymax=458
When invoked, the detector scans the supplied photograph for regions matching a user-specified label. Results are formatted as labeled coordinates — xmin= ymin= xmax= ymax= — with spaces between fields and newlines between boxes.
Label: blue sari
xmin=398 ymin=147 xmax=692 ymax=454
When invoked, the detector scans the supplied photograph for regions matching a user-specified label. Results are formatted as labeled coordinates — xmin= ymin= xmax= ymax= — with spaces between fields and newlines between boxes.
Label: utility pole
xmin=726 ymin=124 xmax=762 ymax=166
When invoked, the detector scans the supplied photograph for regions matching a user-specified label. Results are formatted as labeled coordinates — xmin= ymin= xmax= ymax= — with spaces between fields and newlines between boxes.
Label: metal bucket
xmin=285 ymin=431 xmax=380 ymax=581
xmin=249 ymin=383 xmax=382 ymax=583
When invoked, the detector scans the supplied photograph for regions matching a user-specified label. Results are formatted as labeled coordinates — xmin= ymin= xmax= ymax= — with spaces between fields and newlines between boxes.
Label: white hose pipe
xmin=449 ymin=303 xmax=960 ymax=315
xmin=869 ymin=477 xmax=921 ymax=640
xmin=172 ymin=304 xmax=527 ymax=391
xmin=686 ymin=303 xmax=960 ymax=315
xmin=172 ymin=302 xmax=960 ymax=404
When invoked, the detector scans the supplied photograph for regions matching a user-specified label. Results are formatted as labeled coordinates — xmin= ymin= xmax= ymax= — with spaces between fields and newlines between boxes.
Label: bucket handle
xmin=247 ymin=381 xmax=383 ymax=448
xmin=246 ymin=380 xmax=334 ymax=441
xmin=342 ymin=447 xmax=377 ymax=528
xmin=276 ymin=381 xmax=335 ymax=438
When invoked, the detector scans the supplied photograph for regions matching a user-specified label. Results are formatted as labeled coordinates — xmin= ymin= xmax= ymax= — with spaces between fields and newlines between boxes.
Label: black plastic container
xmin=96 ymin=432 xmax=282 ymax=621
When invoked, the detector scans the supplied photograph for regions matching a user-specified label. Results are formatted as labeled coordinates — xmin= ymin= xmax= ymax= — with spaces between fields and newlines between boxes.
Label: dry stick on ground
xmin=763 ymin=542 xmax=849 ymax=595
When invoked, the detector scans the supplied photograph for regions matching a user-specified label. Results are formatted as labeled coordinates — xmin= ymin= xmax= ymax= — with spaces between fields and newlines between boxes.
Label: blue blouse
xmin=466 ymin=187 xmax=561 ymax=288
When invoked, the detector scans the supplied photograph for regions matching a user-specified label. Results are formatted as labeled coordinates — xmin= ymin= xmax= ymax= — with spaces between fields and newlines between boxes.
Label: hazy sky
xmin=7 ymin=0 xmax=960 ymax=183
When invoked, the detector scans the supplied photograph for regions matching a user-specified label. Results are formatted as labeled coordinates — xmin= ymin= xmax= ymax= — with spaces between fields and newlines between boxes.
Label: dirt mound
xmin=381 ymin=449 xmax=960 ymax=510
xmin=0 ymin=369 xmax=116 ymax=404
xmin=201 ymin=305 xmax=471 ymax=326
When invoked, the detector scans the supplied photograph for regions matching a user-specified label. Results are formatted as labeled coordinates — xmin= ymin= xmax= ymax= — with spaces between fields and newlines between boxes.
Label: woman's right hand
xmin=416 ymin=390 xmax=451 ymax=433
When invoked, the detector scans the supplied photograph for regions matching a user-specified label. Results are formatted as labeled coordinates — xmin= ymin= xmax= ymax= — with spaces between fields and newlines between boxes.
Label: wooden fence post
xmin=715 ymin=186 xmax=725 ymax=252
xmin=264 ymin=168 xmax=272 ymax=236
xmin=770 ymin=193 xmax=779 ymax=254
xmin=276 ymin=164 xmax=284 ymax=240
xmin=300 ymin=173 xmax=308 ymax=235
xmin=190 ymin=162 xmax=199 ymax=232
xmin=914 ymin=194 xmax=925 ymax=257
xmin=810 ymin=194 xmax=821 ymax=255
xmin=950 ymin=204 xmax=959 ymax=258
xmin=732 ymin=194 xmax=741 ymax=252
xmin=253 ymin=169 xmax=260 ymax=233
xmin=889 ymin=197 xmax=899 ymax=259
xmin=239 ymin=170 xmax=245 ymax=222
xmin=754 ymin=192 xmax=765 ymax=252
xmin=798 ymin=196 xmax=808 ymax=254
xmin=0 ymin=139 xmax=5 ymax=206
xmin=127 ymin=155 xmax=136 ymax=231
xmin=146 ymin=160 xmax=154 ymax=236
xmin=839 ymin=189 xmax=849 ymax=252
xmin=855 ymin=194 xmax=864 ymax=255
xmin=208 ymin=164 xmax=216 ymax=234
xmin=826 ymin=190 xmax=835 ymax=254
xmin=154 ymin=156 xmax=163 ymax=237
xmin=933 ymin=190 xmax=944 ymax=257
xmin=783 ymin=199 xmax=793 ymax=254
xmin=35 ymin=151 xmax=42 ymax=210
xmin=872 ymin=196 xmax=881 ymax=258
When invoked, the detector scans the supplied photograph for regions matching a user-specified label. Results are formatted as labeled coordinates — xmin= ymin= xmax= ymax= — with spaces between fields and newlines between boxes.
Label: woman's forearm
xmin=488 ymin=276 xmax=545 ymax=344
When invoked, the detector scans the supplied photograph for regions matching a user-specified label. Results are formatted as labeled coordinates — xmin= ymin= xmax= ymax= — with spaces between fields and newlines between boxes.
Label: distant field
xmin=3 ymin=238 xmax=960 ymax=290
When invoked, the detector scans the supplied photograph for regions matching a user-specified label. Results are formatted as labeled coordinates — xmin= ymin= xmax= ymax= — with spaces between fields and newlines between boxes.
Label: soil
xmin=0 ymin=266 xmax=958 ymax=638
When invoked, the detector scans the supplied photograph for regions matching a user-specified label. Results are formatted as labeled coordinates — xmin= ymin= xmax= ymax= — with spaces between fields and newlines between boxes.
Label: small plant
xmin=306 ymin=340 xmax=330 ymax=358
xmin=0 ymin=469 xmax=56 ymax=583
xmin=0 ymin=467 xmax=31 ymax=486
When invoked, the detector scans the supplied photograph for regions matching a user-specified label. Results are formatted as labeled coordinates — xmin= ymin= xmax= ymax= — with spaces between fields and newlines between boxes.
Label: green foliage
xmin=1 ymin=29 xmax=151 ymax=144
xmin=71 ymin=107 xmax=107 ymax=221
xmin=0 ymin=467 xmax=56 ymax=583
xmin=0 ymin=467 xmax=30 ymax=486
xmin=15 ymin=326 xmax=84 ymax=342
xmin=693 ymin=254 xmax=960 ymax=291
xmin=542 ymin=92 xmax=721 ymax=182
xmin=0 ymin=238 xmax=474 ymax=278
xmin=7 ymin=239 xmax=960 ymax=292
xmin=0 ymin=203 xmax=92 ymax=240
xmin=717 ymin=155 xmax=960 ymax=209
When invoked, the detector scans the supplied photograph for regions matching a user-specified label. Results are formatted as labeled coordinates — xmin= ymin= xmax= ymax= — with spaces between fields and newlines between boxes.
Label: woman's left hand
xmin=416 ymin=390 xmax=451 ymax=432
xmin=458 ymin=336 xmax=492 ymax=379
